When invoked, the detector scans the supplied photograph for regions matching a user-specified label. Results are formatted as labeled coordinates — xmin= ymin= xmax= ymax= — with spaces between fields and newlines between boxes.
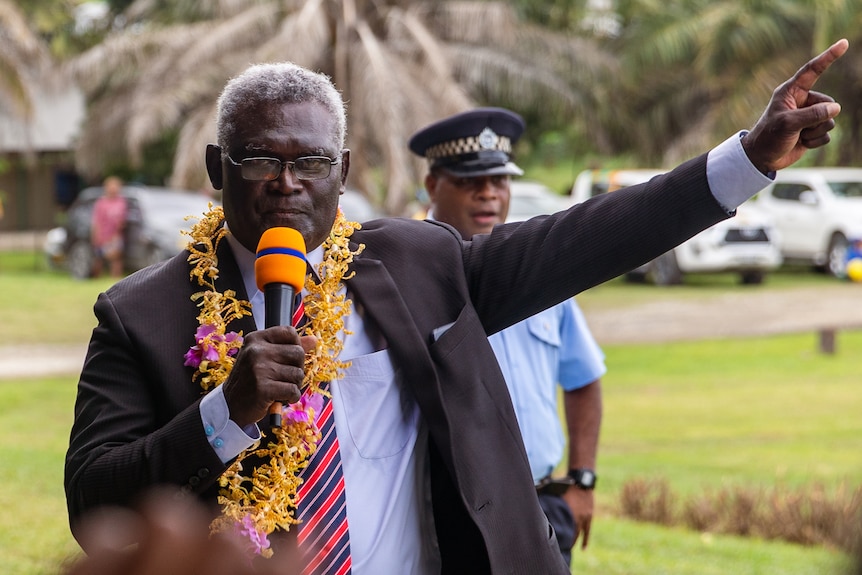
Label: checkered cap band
xmin=424 ymin=134 xmax=512 ymax=161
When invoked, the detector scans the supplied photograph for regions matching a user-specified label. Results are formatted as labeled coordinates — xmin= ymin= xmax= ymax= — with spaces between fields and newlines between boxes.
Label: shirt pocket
xmin=336 ymin=349 xmax=419 ymax=459
xmin=525 ymin=313 xmax=562 ymax=348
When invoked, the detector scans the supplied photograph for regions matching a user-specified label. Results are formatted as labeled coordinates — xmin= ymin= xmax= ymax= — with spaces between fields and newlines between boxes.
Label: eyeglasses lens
xmin=294 ymin=157 xmax=330 ymax=179
xmin=241 ymin=158 xmax=281 ymax=181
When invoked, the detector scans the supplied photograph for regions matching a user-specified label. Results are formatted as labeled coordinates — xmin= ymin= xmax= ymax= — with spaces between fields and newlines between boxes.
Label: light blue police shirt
xmin=489 ymin=299 xmax=605 ymax=483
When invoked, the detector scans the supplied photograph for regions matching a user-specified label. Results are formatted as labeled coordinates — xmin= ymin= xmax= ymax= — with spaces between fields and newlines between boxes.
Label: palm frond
xmin=255 ymin=0 xmax=331 ymax=68
xmin=169 ymin=102 xmax=219 ymax=190
xmin=0 ymin=0 xmax=52 ymax=119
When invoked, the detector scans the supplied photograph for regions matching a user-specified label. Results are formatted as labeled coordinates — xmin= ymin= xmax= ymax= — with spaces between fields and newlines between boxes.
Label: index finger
xmin=256 ymin=324 xmax=302 ymax=345
xmin=792 ymin=38 xmax=849 ymax=92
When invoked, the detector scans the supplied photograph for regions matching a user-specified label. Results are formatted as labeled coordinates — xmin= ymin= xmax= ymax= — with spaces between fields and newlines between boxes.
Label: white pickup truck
xmin=749 ymin=168 xmax=862 ymax=278
xmin=570 ymin=169 xmax=783 ymax=285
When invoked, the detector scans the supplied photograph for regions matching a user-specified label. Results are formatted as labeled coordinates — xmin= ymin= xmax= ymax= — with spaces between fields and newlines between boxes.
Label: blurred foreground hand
xmin=62 ymin=489 xmax=299 ymax=575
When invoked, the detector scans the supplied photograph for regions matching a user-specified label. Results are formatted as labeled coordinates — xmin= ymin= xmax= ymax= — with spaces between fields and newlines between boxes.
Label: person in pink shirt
xmin=90 ymin=175 xmax=128 ymax=278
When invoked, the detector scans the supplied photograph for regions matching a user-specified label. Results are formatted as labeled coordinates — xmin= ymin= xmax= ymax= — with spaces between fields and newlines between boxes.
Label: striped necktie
xmin=292 ymin=293 xmax=306 ymax=328
xmin=295 ymin=294 xmax=352 ymax=575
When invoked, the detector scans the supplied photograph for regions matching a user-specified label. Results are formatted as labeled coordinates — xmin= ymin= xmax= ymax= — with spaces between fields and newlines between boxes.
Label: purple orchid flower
xmin=285 ymin=392 xmax=325 ymax=425
xmin=236 ymin=515 xmax=271 ymax=556
xmin=184 ymin=324 xmax=243 ymax=367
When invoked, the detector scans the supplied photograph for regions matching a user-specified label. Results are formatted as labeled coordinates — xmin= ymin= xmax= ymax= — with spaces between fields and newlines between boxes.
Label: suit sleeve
xmin=465 ymin=154 xmax=729 ymax=335
xmin=64 ymin=290 xmax=227 ymax=542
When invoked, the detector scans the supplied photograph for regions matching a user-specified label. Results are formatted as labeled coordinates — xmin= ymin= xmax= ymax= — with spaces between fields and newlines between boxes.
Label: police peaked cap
xmin=408 ymin=107 xmax=525 ymax=177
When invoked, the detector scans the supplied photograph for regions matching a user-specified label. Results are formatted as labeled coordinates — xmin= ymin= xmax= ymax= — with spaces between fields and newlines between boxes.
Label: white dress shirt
xmin=200 ymin=234 xmax=441 ymax=575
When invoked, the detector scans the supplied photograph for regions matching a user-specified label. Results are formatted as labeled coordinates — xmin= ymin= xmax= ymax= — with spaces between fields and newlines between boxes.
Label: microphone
xmin=255 ymin=227 xmax=307 ymax=430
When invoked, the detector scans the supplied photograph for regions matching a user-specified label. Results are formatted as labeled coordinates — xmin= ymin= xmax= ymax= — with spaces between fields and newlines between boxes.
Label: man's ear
xmin=339 ymin=149 xmax=351 ymax=190
xmin=424 ymin=172 xmax=438 ymax=202
xmin=205 ymin=144 xmax=223 ymax=190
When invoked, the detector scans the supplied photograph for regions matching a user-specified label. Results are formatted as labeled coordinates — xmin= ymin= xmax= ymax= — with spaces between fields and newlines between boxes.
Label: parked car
xmin=47 ymin=184 xmax=217 ymax=279
xmin=570 ymin=169 xmax=783 ymax=285
xmin=506 ymin=180 xmax=569 ymax=222
xmin=749 ymin=167 xmax=862 ymax=277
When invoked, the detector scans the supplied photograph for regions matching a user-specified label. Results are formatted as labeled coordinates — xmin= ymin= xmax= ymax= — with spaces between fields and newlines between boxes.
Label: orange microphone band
xmin=255 ymin=227 xmax=307 ymax=292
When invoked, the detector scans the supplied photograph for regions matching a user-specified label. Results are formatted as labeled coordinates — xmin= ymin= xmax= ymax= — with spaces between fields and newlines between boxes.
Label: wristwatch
xmin=567 ymin=468 xmax=597 ymax=490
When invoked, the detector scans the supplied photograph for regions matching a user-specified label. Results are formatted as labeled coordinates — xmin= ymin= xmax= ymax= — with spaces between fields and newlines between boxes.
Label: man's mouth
xmin=471 ymin=210 xmax=499 ymax=225
xmin=262 ymin=204 xmax=305 ymax=217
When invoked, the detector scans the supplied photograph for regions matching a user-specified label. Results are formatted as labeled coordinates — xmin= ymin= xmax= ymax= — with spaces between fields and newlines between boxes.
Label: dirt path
xmin=581 ymin=282 xmax=862 ymax=345
xmin=0 ymin=344 xmax=88 ymax=380
xmin=1 ymin=283 xmax=860 ymax=380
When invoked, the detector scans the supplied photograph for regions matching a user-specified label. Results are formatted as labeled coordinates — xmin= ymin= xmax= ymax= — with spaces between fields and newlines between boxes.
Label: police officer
xmin=409 ymin=108 xmax=605 ymax=566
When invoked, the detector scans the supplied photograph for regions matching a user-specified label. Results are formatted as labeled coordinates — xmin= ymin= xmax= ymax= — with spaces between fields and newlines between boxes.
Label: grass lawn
xmin=576 ymin=516 xmax=854 ymax=574
xmin=3 ymin=369 xmax=856 ymax=575
xmin=1 ymin=250 xmax=859 ymax=574
xmin=0 ymin=251 xmax=114 ymax=344
xmin=0 ymin=378 xmax=80 ymax=575
xmin=595 ymin=331 xmax=862 ymax=502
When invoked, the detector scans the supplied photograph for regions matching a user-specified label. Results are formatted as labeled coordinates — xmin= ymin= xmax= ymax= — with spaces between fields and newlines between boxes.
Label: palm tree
xmin=610 ymin=0 xmax=862 ymax=167
xmin=65 ymin=0 xmax=616 ymax=214
xmin=811 ymin=1 xmax=862 ymax=166
xmin=0 ymin=0 xmax=52 ymax=125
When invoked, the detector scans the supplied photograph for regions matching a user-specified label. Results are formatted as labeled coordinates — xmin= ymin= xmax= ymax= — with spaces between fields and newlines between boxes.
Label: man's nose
xmin=273 ymin=164 xmax=303 ymax=192
xmin=474 ymin=178 xmax=498 ymax=198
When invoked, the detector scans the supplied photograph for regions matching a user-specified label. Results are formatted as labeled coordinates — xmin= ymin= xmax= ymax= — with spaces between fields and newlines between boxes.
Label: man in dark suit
xmin=66 ymin=40 xmax=847 ymax=575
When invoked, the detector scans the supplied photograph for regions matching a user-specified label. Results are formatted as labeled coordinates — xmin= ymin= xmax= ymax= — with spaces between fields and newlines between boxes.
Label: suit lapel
xmin=213 ymin=238 xmax=257 ymax=336
xmin=346 ymin=257 xmax=418 ymax=352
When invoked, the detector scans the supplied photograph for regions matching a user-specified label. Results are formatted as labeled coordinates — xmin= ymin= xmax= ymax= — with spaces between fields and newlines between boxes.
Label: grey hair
xmin=215 ymin=62 xmax=347 ymax=151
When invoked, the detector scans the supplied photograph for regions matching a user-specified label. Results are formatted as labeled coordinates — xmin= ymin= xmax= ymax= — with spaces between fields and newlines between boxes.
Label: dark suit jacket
xmin=65 ymin=154 xmax=728 ymax=573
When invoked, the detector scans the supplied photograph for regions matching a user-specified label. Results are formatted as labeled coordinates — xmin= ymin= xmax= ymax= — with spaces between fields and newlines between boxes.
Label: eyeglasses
xmin=226 ymin=154 xmax=342 ymax=181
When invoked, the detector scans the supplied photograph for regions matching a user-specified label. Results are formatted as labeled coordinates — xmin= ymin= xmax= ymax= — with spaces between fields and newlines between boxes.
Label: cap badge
xmin=477 ymin=127 xmax=499 ymax=150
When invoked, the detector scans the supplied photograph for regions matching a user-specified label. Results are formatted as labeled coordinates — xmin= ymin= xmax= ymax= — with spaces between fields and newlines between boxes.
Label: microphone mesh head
xmin=255 ymin=227 xmax=307 ymax=291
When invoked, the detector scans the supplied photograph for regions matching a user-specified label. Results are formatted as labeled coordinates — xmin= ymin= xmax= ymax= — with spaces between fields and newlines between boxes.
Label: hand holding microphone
xmin=255 ymin=227 xmax=307 ymax=430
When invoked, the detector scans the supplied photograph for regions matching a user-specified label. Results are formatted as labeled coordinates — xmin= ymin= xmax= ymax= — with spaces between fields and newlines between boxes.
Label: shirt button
xmin=213 ymin=437 xmax=224 ymax=449
xmin=204 ymin=425 xmax=215 ymax=436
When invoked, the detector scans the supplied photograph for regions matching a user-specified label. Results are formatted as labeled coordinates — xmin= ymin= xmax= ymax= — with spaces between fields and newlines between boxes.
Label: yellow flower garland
xmin=184 ymin=205 xmax=363 ymax=557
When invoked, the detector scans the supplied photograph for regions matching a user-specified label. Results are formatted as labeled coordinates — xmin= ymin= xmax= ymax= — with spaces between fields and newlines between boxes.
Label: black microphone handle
xmin=263 ymin=283 xmax=296 ymax=328
xmin=263 ymin=283 xmax=297 ymax=430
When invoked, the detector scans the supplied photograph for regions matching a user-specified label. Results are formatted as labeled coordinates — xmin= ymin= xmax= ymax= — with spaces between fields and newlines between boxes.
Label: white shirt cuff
xmin=707 ymin=131 xmax=775 ymax=212
xmin=200 ymin=385 xmax=260 ymax=463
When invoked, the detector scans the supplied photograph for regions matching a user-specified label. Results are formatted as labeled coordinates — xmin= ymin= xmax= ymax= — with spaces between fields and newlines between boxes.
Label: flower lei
xmin=183 ymin=205 xmax=363 ymax=557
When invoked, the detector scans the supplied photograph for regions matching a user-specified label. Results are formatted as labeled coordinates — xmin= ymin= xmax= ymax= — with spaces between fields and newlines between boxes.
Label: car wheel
xmin=740 ymin=270 xmax=765 ymax=285
xmin=648 ymin=251 xmax=683 ymax=286
xmin=824 ymin=233 xmax=849 ymax=278
xmin=67 ymin=241 xmax=95 ymax=279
